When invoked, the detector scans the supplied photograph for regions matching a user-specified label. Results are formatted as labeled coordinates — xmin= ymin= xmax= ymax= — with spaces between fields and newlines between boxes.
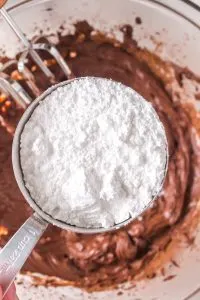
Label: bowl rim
xmin=5 ymin=0 xmax=200 ymax=30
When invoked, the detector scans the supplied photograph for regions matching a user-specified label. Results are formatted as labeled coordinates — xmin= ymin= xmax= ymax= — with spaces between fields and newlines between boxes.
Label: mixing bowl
xmin=0 ymin=0 xmax=200 ymax=299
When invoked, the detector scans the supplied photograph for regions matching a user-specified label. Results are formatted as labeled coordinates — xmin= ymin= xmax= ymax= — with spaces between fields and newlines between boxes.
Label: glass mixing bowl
xmin=0 ymin=0 xmax=200 ymax=299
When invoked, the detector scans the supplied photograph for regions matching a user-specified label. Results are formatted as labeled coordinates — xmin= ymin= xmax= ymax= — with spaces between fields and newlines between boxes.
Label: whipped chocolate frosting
xmin=0 ymin=22 xmax=200 ymax=290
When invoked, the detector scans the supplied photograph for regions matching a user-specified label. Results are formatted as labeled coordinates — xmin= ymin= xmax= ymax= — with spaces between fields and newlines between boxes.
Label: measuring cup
xmin=0 ymin=78 xmax=168 ymax=298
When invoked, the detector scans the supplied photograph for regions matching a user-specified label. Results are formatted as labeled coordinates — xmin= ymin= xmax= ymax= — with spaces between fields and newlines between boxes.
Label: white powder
xmin=20 ymin=77 xmax=167 ymax=228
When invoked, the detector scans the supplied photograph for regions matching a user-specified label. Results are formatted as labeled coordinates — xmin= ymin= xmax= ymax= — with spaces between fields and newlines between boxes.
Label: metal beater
xmin=0 ymin=0 xmax=73 ymax=111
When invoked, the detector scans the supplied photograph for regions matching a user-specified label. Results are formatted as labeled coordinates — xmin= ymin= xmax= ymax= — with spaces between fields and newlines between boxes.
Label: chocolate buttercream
xmin=0 ymin=22 xmax=200 ymax=291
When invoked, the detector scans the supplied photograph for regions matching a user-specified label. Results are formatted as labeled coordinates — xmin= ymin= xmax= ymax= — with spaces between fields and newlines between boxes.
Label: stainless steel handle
xmin=0 ymin=213 xmax=48 ymax=298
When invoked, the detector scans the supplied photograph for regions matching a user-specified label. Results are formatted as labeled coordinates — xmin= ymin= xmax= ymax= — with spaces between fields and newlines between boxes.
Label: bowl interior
xmin=0 ymin=0 xmax=199 ymax=75
xmin=0 ymin=0 xmax=200 ymax=299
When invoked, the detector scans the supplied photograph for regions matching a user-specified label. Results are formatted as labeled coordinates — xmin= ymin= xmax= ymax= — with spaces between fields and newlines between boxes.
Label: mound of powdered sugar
xmin=20 ymin=77 xmax=167 ymax=228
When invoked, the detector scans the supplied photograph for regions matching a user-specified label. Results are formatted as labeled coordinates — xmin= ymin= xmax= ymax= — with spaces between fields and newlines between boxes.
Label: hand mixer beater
xmin=0 ymin=0 xmax=73 ymax=111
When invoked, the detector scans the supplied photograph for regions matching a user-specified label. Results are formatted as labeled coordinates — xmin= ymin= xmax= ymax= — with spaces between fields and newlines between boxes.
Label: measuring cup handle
xmin=0 ymin=213 xmax=48 ymax=298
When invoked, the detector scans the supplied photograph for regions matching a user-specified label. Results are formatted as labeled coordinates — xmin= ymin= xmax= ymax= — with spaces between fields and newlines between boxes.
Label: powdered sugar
xmin=20 ymin=77 xmax=167 ymax=228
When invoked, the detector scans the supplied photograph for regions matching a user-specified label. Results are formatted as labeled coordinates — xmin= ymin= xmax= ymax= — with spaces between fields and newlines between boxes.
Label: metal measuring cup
xmin=0 ymin=78 xmax=169 ymax=298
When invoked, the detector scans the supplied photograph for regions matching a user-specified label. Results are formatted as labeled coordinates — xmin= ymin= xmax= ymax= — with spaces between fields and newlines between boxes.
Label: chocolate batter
xmin=0 ymin=22 xmax=200 ymax=290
